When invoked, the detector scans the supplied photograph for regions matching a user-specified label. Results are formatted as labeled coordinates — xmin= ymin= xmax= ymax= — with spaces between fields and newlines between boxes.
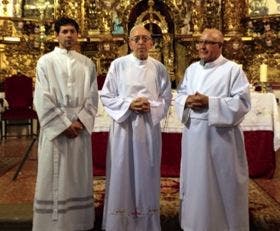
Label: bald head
xmin=197 ymin=28 xmax=224 ymax=63
xmin=201 ymin=28 xmax=224 ymax=44
xmin=129 ymin=25 xmax=151 ymax=38
xmin=129 ymin=24 xmax=153 ymax=60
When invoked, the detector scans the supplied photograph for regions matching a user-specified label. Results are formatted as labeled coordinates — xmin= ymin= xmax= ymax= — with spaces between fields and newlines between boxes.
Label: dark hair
xmin=54 ymin=17 xmax=79 ymax=34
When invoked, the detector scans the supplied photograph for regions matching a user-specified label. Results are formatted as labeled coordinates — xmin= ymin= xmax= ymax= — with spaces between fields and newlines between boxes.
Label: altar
xmin=92 ymin=91 xmax=280 ymax=178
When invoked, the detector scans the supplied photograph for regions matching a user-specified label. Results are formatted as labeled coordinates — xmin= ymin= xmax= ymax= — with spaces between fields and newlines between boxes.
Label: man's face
xmin=129 ymin=27 xmax=153 ymax=60
xmin=56 ymin=24 xmax=78 ymax=50
xmin=197 ymin=31 xmax=222 ymax=63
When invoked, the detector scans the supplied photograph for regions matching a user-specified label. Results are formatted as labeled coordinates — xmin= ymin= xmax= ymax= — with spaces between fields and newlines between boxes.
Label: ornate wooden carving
xmin=0 ymin=0 xmax=279 ymax=85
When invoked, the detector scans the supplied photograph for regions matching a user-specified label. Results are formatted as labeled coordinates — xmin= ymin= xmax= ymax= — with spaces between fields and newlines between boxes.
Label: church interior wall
xmin=0 ymin=0 xmax=279 ymax=89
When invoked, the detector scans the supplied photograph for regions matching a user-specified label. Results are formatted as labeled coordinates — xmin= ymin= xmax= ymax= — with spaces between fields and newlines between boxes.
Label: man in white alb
xmin=32 ymin=17 xmax=98 ymax=231
xmin=175 ymin=28 xmax=251 ymax=231
xmin=100 ymin=25 xmax=172 ymax=231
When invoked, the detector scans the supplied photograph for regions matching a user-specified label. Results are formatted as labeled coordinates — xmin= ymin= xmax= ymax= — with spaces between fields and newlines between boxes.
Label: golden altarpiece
xmin=0 ymin=0 xmax=279 ymax=88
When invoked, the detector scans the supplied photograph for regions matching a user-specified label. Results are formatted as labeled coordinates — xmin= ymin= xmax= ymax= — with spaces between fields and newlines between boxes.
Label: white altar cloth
xmin=93 ymin=91 xmax=280 ymax=151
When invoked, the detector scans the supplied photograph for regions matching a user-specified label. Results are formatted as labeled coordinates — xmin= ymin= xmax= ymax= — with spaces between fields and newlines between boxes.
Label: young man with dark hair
xmin=32 ymin=17 xmax=98 ymax=231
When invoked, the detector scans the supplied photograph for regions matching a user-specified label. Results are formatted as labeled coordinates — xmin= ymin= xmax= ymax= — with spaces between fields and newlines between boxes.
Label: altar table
xmin=92 ymin=91 xmax=280 ymax=178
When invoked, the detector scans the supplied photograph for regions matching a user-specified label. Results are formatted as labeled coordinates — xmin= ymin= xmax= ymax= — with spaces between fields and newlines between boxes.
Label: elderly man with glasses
xmin=175 ymin=28 xmax=251 ymax=231
xmin=100 ymin=25 xmax=172 ymax=231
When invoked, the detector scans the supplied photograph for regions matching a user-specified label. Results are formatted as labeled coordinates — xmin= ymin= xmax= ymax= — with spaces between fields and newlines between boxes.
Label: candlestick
xmin=260 ymin=63 xmax=268 ymax=82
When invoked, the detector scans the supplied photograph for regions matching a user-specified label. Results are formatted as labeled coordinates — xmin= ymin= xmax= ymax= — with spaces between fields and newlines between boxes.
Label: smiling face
xmin=56 ymin=24 xmax=78 ymax=50
xmin=197 ymin=28 xmax=224 ymax=63
xmin=129 ymin=25 xmax=153 ymax=60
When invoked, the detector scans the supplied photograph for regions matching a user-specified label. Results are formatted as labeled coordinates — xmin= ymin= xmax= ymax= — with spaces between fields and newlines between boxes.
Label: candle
xmin=260 ymin=63 xmax=268 ymax=82
xmin=3 ymin=37 xmax=20 ymax=42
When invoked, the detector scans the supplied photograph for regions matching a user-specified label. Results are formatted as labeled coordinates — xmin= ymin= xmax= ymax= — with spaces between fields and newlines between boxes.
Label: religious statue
xmin=179 ymin=2 xmax=191 ymax=35
xmin=112 ymin=11 xmax=124 ymax=34
xmin=180 ymin=14 xmax=191 ymax=35
xmin=246 ymin=20 xmax=255 ymax=36
xmin=260 ymin=20 xmax=277 ymax=49
xmin=224 ymin=36 xmax=245 ymax=64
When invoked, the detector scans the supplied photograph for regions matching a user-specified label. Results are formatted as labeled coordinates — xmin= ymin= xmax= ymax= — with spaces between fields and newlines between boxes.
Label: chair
xmin=0 ymin=98 xmax=3 ymax=138
xmin=0 ymin=74 xmax=38 ymax=139
xmin=97 ymin=73 xmax=106 ymax=90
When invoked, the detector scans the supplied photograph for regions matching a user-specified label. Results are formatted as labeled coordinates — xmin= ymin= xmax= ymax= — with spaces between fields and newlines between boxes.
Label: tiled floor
xmin=0 ymin=137 xmax=37 ymax=203
xmin=253 ymin=149 xmax=280 ymax=205
xmin=0 ymin=137 xmax=37 ymax=231
xmin=1 ymin=137 xmax=280 ymax=230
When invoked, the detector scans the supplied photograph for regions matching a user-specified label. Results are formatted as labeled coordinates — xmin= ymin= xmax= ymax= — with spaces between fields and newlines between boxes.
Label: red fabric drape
xmin=244 ymin=131 xmax=275 ymax=178
xmin=92 ymin=131 xmax=276 ymax=178
xmin=92 ymin=132 xmax=108 ymax=176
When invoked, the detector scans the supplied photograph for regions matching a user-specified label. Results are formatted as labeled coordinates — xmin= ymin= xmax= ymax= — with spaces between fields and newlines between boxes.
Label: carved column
xmin=191 ymin=0 xmax=204 ymax=35
xmin=222 ymin=0 xmax=246 ymax=36
xmin=0 ymin=44 xmax=7 ymax=82
xmin=56 ymin=0 xmax=85 ymax=35
xmin=204 ymin=0 xmax=221 ymax=29
xmin=1 ymin=0 xmax=10 ymax=16
xmin=162 ymin=34 xmax=175 ymax=81
xmin=84 ymin=0 xmax=103 ymax=35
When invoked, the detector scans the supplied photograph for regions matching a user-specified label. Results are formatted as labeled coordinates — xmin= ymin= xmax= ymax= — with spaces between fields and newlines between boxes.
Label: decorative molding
xmin=0 ymin=0 xmax=279 ymax=85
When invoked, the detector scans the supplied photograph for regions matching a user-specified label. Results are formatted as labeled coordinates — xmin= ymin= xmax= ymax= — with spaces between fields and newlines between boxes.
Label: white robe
xmin=175 ymin=55 xmax=251 ymax=231
xmin=100 ymin=54 xmax=172 ymax=231
xmin=32 ymin=47 xmax=98 ymax=231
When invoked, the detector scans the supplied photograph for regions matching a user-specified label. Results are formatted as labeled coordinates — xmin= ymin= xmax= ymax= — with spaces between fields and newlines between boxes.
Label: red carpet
xmin=0 ymin=157 xmax=20 ymax=177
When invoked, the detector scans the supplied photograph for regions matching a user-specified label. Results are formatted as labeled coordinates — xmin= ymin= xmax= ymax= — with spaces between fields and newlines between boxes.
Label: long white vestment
xmin=175 ymin=55 xmax=251 ymax=231
xmin=100 ymin=54 xmax=172 ymax=231
xmin=32 ymin=47 xmax=98 ymax=231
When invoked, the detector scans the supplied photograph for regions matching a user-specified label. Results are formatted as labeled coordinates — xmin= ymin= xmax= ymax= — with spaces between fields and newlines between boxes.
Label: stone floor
xmin=0 ymin=137 xmax=280 ymax=231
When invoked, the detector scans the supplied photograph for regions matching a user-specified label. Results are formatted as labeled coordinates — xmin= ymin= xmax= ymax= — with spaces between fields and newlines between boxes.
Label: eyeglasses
xmin=197 ymin=40 xmax=222 ymax=46
xmin=130 ymin=35 xmax=152 ymax=43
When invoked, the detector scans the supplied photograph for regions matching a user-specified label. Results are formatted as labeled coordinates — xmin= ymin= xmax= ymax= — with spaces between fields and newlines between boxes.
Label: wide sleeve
xmin=208 ymin=68 xmax=251 ymax=127
xmin=77 ymin=63 xmax=99 ymax=133
xmin=99 ymin=62 xmax=132 ymax=123
xmin=33 ymin=60 xmax=72 ymax=141
xmin=149 ymin=64 xmax=172 ymax=125
xmin=174 ymin=68 xmax=190 ymax=124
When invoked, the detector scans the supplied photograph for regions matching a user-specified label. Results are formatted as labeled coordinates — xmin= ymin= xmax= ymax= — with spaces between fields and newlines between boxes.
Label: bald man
xmin=175 ymin=28 xmax=251 ymax=231
xmin=100 ymin=25 xmax=172 ymax=231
